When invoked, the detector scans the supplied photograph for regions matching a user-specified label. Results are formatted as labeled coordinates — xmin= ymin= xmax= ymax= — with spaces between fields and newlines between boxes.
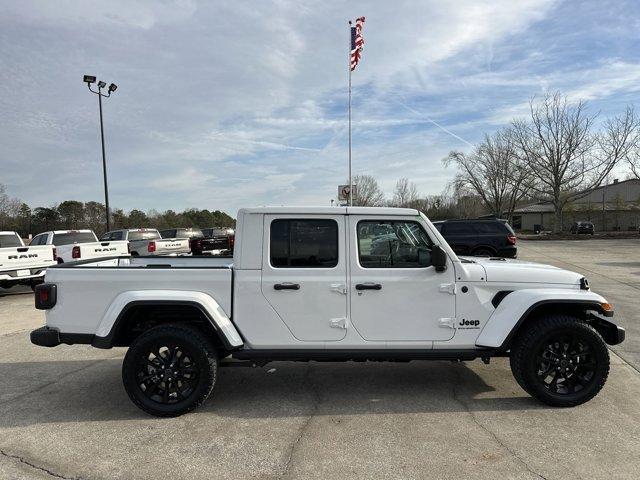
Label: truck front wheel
xmin=122 ymin=324 xmax=218 ymax=417
xmin=509 ymin=315 xmax=609 ymax=407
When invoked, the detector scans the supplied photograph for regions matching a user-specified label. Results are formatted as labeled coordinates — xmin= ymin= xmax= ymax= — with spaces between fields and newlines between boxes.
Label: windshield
xmin=129 ymin=230 xmax=161 ymax=241
xmin=0 ymin=233 xmax=23 ymax=248
xmin=52 ymin=232 xmax=97 ymax=245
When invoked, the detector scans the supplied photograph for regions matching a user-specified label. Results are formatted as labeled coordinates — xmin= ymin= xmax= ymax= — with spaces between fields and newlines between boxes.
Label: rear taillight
xmin=190 ymin=238 xmax=202 ymax=249
xmin=35 ymin=283 xmax=57 ymax=310
xmin=507 ymin=234 xmax=517 ymax=245
xmin=52 ymin=247 xmax=57 ymax=261
xmin=229 ymin=235 xmax=235 ymax=249
xmin=127 ymin=242 xmax=131 ymax=254
xmin=148 ymin=241 xmax=156 ymax=253
xmin=72 ymin=245 xmax=81 ymax=259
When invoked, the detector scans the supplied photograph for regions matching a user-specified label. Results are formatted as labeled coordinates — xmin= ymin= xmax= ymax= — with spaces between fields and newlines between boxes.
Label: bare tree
xmin=0 ymin=184 xmax=21 ymax=230
xmin=511 ymin=92 xmax=637 ymax=232
xmin=350 ymin=174 xmax=385 ymax=206
xmin=391 ymin=178 xmax=419 ymax=207
xmin=443 ymin=128 xmax=531 ymax=221
xmin=622 ymin=113 xmax=640 ymax=179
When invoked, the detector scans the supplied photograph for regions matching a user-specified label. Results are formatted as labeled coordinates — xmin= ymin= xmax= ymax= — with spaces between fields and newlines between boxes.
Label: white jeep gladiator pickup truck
xmin=100 ymin=228 xmax=191 ymax=256
xmin=30 ymin=207 xmax=625 ymax=417
xmin=31 ymin=229 xmax=129 ymax=263
xmin=0 ymin=231 xmax=56 ymax=289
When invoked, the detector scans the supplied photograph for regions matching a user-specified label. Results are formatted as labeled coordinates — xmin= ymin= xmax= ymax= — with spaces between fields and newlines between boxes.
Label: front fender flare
xmin=475 ymin=289 xmax=612 ymax=349
xmin=93 ymin=290 xmax=243 ymax=349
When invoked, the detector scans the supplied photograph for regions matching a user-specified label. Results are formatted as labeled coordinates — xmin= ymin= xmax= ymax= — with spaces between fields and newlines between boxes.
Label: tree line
xmin=348 ymin=174 xmax=485 ymax=220
xmin=443 ymin=92 xmax=640 ymax=232
xmin=0 ymin=189 xmax=234 ymax=238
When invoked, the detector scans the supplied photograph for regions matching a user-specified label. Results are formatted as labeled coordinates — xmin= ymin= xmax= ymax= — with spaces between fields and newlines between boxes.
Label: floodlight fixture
xmin=108 ymin=83 xmax=117 ymax=93
xmin=97 ymin=80 xmax=107 ymax=89
xmin=84 ymin=75 xmax=96 ymax=84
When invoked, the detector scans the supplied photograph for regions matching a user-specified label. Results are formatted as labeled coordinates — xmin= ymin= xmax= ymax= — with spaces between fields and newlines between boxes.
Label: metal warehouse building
xmin=512 ymin=179 xmax=640 ymax=232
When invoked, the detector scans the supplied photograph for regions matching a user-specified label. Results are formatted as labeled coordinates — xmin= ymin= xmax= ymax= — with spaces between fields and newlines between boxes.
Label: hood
xmin=462 ymin=257 xmax=584 ymax=286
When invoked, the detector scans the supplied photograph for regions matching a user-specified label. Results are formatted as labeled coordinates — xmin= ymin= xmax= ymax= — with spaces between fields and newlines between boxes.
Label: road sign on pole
xmin=338 ymin=185 xmax=357 ymax=202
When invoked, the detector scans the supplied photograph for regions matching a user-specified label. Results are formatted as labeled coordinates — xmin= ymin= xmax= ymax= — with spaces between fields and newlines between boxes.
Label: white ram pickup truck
xmin=30 ymin=207 xmax=625 ymax=417
xmin=31 ymin=230 xmax=129 ymax=263
xmin=0 ymin=231 xmax=56 ymax=289
xmin=100 ymin=228 xmax=191 ymax=256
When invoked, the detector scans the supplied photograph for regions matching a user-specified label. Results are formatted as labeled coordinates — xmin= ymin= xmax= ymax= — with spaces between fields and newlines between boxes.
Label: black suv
xmin=433 ymin=219 xmax=517 ymax=258
xmin=570 ymin=221 xmax=594 ymax=235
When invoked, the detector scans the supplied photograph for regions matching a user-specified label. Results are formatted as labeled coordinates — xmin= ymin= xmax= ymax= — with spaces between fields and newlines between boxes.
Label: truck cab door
xmin=261 ymin=215 xmax=347 ymax=342
xmin=348 ymin=216 xmax=456 ymax=342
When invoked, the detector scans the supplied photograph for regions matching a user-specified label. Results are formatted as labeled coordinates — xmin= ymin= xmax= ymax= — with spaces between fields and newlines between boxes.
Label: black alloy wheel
xmin=135 ymin=343 xmax=200 ymax=405
xmin=534 ymin=334 xmax=597 ymax=395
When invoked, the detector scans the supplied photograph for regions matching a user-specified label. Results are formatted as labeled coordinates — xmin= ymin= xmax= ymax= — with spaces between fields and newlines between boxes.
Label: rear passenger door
xmin=261 ymin=215 xmax=347 ymax=342
xmin=441 ymin=222 xmax=476 ymax=255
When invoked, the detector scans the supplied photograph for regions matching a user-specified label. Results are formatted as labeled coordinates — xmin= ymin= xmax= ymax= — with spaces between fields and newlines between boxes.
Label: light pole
xmin=84 ymin=75 xmax=117 ymax=232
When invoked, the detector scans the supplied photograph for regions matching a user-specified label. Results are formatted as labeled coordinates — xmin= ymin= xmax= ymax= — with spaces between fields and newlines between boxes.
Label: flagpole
xmin=348 ymin=20 xmax=353 ymax=206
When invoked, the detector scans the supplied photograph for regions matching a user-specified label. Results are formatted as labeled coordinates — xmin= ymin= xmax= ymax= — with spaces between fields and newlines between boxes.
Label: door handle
xmin=274 ymin=283 xmax=300 ymax=291
xmin=355 ymin=283 xmax=382 ymax=291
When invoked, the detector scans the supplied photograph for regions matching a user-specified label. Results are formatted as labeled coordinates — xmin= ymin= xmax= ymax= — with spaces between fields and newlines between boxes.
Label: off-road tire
xmin=510 ymin=315 xmax=609 ymax=407
xmin=122 ymin=323 xmax=218 ymax=417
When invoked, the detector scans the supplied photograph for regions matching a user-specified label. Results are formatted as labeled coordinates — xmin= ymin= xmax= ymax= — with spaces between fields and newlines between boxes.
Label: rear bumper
xmin=496 ymin=246 xmax=517 ymax=258
xmin=30 ymin=326 xmax=95 ymax=348
xmin=0 ymin=269 xmax=46 ymax=285
xmin=0 ymin=269 xmax=46 ymax=279
xmin=30 ymin=326 xmax=61 ymax=347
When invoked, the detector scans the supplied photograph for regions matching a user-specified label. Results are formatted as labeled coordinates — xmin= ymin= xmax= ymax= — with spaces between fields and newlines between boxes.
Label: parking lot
xmin=1 ymin=239 xmax=639 ymax=480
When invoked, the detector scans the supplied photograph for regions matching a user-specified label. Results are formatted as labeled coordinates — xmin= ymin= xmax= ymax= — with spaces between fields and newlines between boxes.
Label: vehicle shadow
xmin=0 ymin=358 xmax=544 ymax=427
xmin=0 ymin=286 xmax=33 ymax=298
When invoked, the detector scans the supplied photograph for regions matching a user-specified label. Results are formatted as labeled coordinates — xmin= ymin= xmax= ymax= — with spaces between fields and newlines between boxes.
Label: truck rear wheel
xmin=122 ymin=324 xmax=218 ymax=417
xmin=509 ymin=315 xmax=609 ymax=407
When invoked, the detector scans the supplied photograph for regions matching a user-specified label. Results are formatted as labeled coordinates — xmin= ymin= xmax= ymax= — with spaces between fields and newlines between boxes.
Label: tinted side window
xmin=111 ymin=231 xmax=124 ymax=241
xmin=358 ymin=220 xmax=433 ymax=268
xmin=443 ymin=223 xmax=474 ymax=235
xmin=270 ymin=219 xmax=338 ymax=268
xmin=473 ymin=222 xmax=505 ymax=234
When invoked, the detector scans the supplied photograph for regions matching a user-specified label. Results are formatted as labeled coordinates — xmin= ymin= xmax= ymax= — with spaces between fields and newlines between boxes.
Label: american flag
xmin=350 ymin=17 xmax=365 ymax=71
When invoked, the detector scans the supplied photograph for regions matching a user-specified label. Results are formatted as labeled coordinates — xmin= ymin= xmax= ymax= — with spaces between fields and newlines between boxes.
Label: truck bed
xmin=44 ymin=256 xmax=234 ymax=335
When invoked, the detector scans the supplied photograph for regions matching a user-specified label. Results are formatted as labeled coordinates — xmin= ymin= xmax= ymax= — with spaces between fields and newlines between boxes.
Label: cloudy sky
xmin=1 ymin=0 xmax=639 ymax=216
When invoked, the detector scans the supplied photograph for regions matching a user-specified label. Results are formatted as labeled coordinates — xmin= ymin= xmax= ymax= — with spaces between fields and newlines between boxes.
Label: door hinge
xmin=439 ymin=317 xmax=456 ymax=329
xmin=330 ymin=283 xmax=347 ymax=295
xmin=330 ymin=317 xmax=347 ymax=329
xmin=439 ymin=283 xmax=457 ymax=295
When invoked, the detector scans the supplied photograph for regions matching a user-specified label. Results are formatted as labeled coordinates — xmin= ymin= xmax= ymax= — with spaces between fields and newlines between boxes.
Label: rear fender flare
xmin=94 ymin=290 xmax=243 ymax=349
xmin=475 ymin=289 xmax=612 ymax=349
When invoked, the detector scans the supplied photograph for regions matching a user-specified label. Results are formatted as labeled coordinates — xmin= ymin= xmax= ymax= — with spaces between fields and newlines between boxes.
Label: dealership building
xmin=511 ymin=179 xmax=640 ymax=232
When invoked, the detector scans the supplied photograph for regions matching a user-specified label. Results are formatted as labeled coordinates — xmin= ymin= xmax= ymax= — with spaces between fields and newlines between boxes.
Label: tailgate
xmin=79 ymin=241 xmax=129 ymax=259
xmin=202 ymin=236 xmax=229 ymax=250
xmin=0 ymin=245 xmax=56 ymax=272
xmin=156 ymin=239 xmax=190 ymax=254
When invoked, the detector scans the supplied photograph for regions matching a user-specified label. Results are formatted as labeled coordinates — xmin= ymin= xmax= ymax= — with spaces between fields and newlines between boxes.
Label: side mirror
xmin=432 ymin=245 xmax=447 ymax=272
